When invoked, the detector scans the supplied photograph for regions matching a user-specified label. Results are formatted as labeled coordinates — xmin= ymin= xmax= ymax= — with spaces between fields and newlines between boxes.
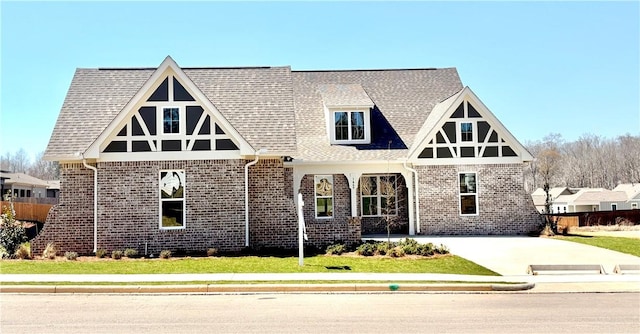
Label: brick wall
xmin=33 ymin=160 xmax=247 ymax=256
xmin=416 ymin=164 xmax=540 ymax=235
xmin=300 ymin=174 xmax=361 ymax=247
xmin=32 ymin=163 xmax=95 ymax=255
xmin=248 ymin=159 xmax=298 ymax=249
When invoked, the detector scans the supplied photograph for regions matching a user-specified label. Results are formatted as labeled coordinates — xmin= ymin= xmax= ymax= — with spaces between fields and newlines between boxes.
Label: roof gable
xmin=409 ymin=86 xmax=533 ymax=164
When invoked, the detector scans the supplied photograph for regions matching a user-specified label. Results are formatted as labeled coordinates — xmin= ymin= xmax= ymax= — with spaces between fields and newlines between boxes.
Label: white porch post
xmin=345 ymin=172 xmax=362 ymax=217
xmin=292 ymin=169 xmax=304 ymax=206
xmin=402 ymin=170 xmax=415 ymax=235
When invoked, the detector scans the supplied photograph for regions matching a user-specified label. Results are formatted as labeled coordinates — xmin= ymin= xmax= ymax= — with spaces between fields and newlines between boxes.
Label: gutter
xmin=244 ymin=149 xmax=266 ymax=247
xmin=403 ymin=161 xmax=420 ymax=234
xmin=82 ymin=159 xmax=98 ymax=253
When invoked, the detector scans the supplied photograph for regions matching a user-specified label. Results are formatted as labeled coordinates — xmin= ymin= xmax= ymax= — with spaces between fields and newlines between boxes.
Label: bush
xmin=160 ymin=250 xmax=172 ymax=259
xmin=376 ymin=242 xmax=395 ymax=256
xmin=435 ymin=243 xmax=450 ymax=255
xmin=417 ymin=243 xmax=435 ymax=256
xmin=0 ymin=206 xmax=27 ymax=258
xmin=325 ymin=243 xmax=346 ymax=255
xmin=387 ymin=246 xmax=405 ymax=258
xmin=64 ymin=251 xmax=78 ymax=261
xmin=399 ymin=238 xmax=420 ymax=255
xmin=111 ymin=250 xmax=123 ymax=260
xmin=15 ymin=243 xmax=31 ymax=259
xmin=96 ymin=249 xmax=107 ymax=258
xmin=355 ymin=242 xmax=377 ymax=256
xmin=43 ymin=243 xmax=58 ymax=260
xmin=207 ymin=248 xmax=218 ymax=257
xmin=124 ymin=248 xmax=138 ymax=258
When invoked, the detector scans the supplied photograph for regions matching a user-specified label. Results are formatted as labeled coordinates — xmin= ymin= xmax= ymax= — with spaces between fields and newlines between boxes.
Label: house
xmin=32 ymin=56 xmax=540 ymax=255
xmin=552 ymin=188 xmax=628 ymax=213
xmin=531 ymin=187 xmax=572 ymax=213
xmin=602 ymin=183 xmax=640 ymax=211
xmin=0 ymin=171 xmax=57 ymax=202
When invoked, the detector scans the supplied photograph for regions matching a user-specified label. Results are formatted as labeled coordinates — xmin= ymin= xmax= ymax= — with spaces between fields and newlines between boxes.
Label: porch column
xmin=292 ymin=169 xmax=304 ymax=207
xmin=344 ymin=172 xmax=362 ymax=217
xmin=402 ymin=171 xmax=415 ymax=235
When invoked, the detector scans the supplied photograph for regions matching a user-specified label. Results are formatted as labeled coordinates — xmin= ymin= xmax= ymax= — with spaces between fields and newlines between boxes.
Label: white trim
xmin=328 ymin=108 xmax=371 ymax=145
xmin=458 ymin=171 xmax=479 ymax=216
xmin=159 ymin=170 xmax=186 ymax=230
xmin=412 ymin=156 xmax=524 ymax=166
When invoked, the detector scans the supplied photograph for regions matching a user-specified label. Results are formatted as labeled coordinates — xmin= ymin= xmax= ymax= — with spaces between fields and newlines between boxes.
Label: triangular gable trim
xmin=85 ymin=56 xmax=254 ymax=158
xmin=408 ymin=86 xmax=533 ymax=162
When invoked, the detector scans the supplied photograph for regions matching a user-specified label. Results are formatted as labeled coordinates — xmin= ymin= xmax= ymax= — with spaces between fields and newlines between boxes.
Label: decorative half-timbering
xmin=102 ymin=74 xmax=239 ymax=155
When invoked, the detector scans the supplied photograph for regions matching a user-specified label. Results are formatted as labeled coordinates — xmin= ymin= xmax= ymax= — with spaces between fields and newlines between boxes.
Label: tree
xmin=537 ymin=140 xmax=561 ymax=235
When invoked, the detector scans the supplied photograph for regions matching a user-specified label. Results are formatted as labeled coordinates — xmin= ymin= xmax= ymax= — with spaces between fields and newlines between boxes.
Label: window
xmin=632 ymin=203 xmax=638 ymax=210
xmin=333 ymin=110 xmax=367 ymax=142
xmin=459 ymin=173 xmax=478 ymax=215
xmin=314 ymin=175 xmax=333 ymax=218
xmin=160 ymin=170 xmax=185 ymax=229
xmin=461 ymin=122 xmax=473 ymax=142
xmin=360 ymin=175 xmax=397 ymax=217
xmin=611 ymin=204 xmax=617 ymax=211
xmin=163 ymin=107 xmax=180 ymax=134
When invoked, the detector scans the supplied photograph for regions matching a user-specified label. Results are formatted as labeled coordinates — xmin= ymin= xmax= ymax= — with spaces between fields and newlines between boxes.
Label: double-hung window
xmin=163 ymin=107 xmax=180 ymax=134
xmin=314 ymin=175 xmax=333 ymax=218
xmin=160 ymin=170 xmax=185 ymax=229
xmin=332 ymin=110 xmax=367 ymax=143
xmin=459 ymin=172 xmax=478 ymax=215
xmin=361 ymin=175 xmax=397 ymax=217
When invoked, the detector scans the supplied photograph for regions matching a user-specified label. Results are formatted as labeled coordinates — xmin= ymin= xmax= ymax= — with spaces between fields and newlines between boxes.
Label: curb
xmin=0 ymin=283 xmax=535 ymax=294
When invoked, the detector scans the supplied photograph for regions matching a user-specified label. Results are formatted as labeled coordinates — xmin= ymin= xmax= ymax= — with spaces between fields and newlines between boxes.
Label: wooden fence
xmin=0 ymin=201 xmax=53 ymax=223
xmin=545 ymin=209 xmax=640 ymax=231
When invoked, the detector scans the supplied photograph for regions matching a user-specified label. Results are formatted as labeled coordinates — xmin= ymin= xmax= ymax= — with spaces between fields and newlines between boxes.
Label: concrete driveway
xmin=365 ymin=235 xmax=640 ymax=275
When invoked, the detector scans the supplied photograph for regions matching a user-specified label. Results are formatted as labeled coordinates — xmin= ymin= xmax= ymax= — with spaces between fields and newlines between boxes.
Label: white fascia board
xmin=98 ymin=151 xmax=243 ymax=162
xmin=287 ymin=161 xmax=409 ymax=175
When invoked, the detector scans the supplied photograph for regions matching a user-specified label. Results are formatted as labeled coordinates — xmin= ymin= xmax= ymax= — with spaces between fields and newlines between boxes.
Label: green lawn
xmin=562 ymin=235 xmax=640 ymax=257
xmin=0 ymin=255 xmax=498 ymax=276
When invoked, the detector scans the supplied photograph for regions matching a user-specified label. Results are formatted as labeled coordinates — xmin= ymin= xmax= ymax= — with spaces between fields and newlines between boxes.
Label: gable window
xmin=611 ymin=204 xmax=617 ymax=211
xmin=314 ymin=175 xmax=333 ymax=218
xmin=361 ymin=175 xmax=397 ymax=217
xmin=461 ymin=122 xmax=473 ymax=142
xmin=459 ymin=172 xmax=478 ymax=215
xmin=160 ymin=170 xmax=185 ymax=229
xmin=163 ymin=108 xmax=180 ymax=134
xmin=632 ymin=203 xmax=638 ymax=210
xmin=332 ymin=110 xmax=368 ymax=143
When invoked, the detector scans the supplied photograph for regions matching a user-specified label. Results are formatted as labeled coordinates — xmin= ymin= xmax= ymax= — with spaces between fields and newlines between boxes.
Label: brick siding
xmin=416 ymin=164 xmax=540 ymax=235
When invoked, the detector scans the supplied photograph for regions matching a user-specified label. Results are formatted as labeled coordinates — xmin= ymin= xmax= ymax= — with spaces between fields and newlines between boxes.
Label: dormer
xmin=318 ymin=84 xmax=374 ymax=145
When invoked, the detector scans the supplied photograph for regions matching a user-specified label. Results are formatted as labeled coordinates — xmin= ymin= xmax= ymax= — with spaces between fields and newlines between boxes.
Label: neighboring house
xmin=602 ymin=183 xmax=640 ymax=210
xmin=0 ymin=171 xmax=58 ymax=201
xmin=32 ymin=56 xmax=539 ymax=255
xmin=552 ymin=188 xmax=628 ymax=213
xmin=531 ymin=187 xmax=572 ymax=213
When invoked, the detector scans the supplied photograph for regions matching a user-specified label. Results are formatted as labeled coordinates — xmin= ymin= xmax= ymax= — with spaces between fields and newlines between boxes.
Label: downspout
xmin=244 ymin=149 xmax=266 ymax=247
xmin=403 ymin=161 xmax=421 ymax=234
xmin=82 ymin=158 xmax=98 ymax=253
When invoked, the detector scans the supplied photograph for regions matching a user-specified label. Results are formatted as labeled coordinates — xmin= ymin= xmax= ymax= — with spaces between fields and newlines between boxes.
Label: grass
xmin=0 ymin=255 xmax=498 ymax=276
xmin=0 ymin=280 xmax=519 ymax=286
xmin=561 ymin=235 xmax=640 ymax=257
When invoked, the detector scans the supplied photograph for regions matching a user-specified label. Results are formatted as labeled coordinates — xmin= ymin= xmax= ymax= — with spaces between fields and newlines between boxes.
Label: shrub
xmin=399 ymin=238 xmax=420 ymax=255
xmin=160 ymin=250 xmax=172 ymax=259
xmin=96 ymin=249 xmax=107 ymax=258
xmin=376 ymin=242 xmax=395 ymax=256
xmin=207 ymin=248 xmax=218 ymax=257
xmin=387 ymin=246 xmax=405 ymax=258
xmin=111 ymin=250 xmax=123 ymax=260
xmin=15 ymin=243 xmax=31 ymax=259
xmin=43 ymin=243 xmax=58 ymax=260
xmin=325 ymin=243 xmax=346 ymax=255
xmin=64 ymin=251 xmax=78 ymax=261
xmin=0 ymin=206 xmax=27 ymax=258
xmin=435 ymin=243 xmax=450 ymax=255
xmin=124 ymin=248 xmax=138 ymax=258
xmin=355 ymin=242 xmax=377 ymax=256
xmin=417 ymin=243 xmax=435 ymax=256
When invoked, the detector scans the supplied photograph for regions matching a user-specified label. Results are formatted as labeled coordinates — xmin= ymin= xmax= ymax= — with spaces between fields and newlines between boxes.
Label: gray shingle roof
xmin=317 ymin=84 xmax=374 ymax=107
xmin=45 ymin=64 xmax=462 ymax=162
xmin=45 ymin=66 xmax=297 ymax=158
xmin=292 ymin=68 xmax=463 ymax=161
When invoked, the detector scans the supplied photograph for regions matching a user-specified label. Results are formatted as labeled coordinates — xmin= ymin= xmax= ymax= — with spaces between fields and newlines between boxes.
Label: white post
xmin=298 ymin=193 xmax=305 ymax=266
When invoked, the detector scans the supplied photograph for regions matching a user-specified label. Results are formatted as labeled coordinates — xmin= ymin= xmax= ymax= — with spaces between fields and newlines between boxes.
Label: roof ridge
xmin=293 ymin=67 xmax=456 ymax=73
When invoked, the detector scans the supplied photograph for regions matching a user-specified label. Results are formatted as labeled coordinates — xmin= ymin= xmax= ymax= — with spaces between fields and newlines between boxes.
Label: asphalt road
xmin=2 ymin=293 xmax=638 ymax=333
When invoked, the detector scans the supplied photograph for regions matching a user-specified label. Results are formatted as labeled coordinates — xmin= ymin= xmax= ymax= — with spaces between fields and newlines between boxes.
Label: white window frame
xmin=314 ymin=175 xmax=333 ymax=219
xmin=611 ymin=203 xmax=617 ymax=211
xmin=329 ymin=109 xmax=371 ymax=144
xmin=458 ymin=172 xmax=479 ymax=216
xmin=162 ymin=107 xmax=181 ymax=135
xmin=360 ymin=175 xmax=398 ymax=217
xmin=460 ymin=121 xmax=474 ymax=142
xmin=159 ymin=170 xmax=186 ymax=230
xmin=631 ymin=203 xmax=638 ymax=210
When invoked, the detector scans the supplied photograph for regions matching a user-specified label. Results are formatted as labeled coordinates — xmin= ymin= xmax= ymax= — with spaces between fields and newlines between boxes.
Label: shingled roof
xmin=292 ymin=68 xmax=463 ymax=161
xmin=45 ymin=61 xmax=463 ymax=161
xmin=45 ymin=65 xmax=297 ymax=159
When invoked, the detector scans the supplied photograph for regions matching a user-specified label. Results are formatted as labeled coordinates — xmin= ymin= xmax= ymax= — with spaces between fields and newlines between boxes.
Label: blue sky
xmin=1 ymin=1 xmax=639 ymax=161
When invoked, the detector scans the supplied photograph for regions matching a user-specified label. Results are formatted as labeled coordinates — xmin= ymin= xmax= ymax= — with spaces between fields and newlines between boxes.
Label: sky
xmin=1 ymin=1 xmax=639 ymax=162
